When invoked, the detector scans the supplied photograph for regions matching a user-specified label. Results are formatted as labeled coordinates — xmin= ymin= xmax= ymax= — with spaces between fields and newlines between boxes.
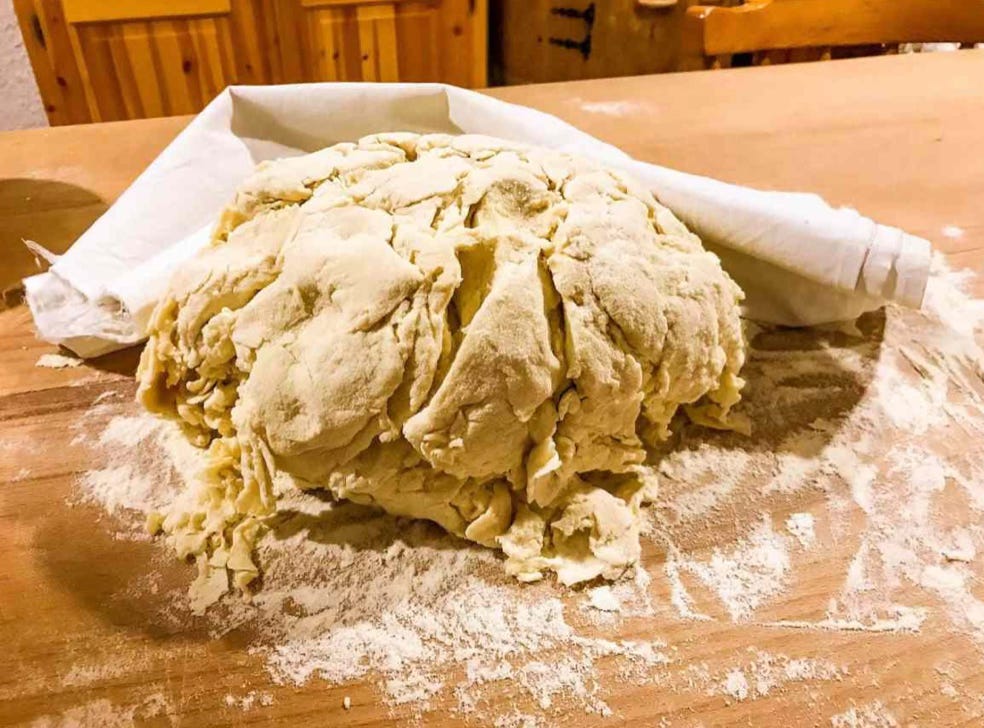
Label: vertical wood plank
xmin=43 ymin=0 xmax=96 ymax=121
xmin=144 ymin=20 xmax=173 ymax=115
xmin=120 ymin=23 xmax=164 ymax=118
xmin=257 ymin=0 xmax=285 ymax=81
xmin=74 ymin=24 xmax=127 ymax=121
xmin=304 ymin=6 xmax=361 ymax=82
xmin=228 ymin=0 xmax=266 ymax=83
xmin=64 ymin=21 xmax=100 ymax=121
xmin=341 ymin=7 xmax=363 ymax=81
xmin=314 ymin=9 xmax=340 ymax=80
xmin=13 ymin=0 xmax=93 ymax=124
xmin=172 ymin=19 xmax=205 ymax=110
xmin=437 ymin=0 xmax=480 ymax=88
xmin=189 ymin=18 xmax=224 ymax=103
xmin=394 ymin=2 xmax=440 ymax=82
xmin=151 ymin=20 xmax=195 ymax=115
xmin=207 ymin=18 xmax=230 ymax=91
xmin=369 ymin=4 xmax=400 ymax=82
xmin=356 ymin=5 xmax=379 ymax=81
xmin=273 ymin=0 xmax=304 ymax=82
xmin=468 ymin=0 xmax=488 ymax=87
xmin=214 ymin=16 xmax=239 ymax=85
xmin=14 ymin=0 xmax=65 ymax=125
xmin=106 ymin=26 xmax=143 ymax=118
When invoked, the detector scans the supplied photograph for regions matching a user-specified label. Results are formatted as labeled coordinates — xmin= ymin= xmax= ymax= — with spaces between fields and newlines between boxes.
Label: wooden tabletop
xmin=2 ymin=50 xmax=984 ymax=726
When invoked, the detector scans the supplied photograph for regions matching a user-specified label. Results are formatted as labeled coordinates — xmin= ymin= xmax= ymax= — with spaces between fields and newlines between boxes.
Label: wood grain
xmin=688 ymin=0 xmax=984 ymax=56
xmin=15 ymin=0 xmax=489 ymax=126
xmin=495 ymin=0 xmax=740 ymax=85
xmin=2 ymin=52 xmax=984 ymax=726
xmin=13 ymin=0 xmax=94 ymax=125
xmin=62 ymin=0 xmax=231 ymax=23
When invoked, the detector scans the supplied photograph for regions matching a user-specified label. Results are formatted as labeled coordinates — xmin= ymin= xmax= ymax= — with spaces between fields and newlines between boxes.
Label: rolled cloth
xmin=23 ymin=83 xmax=931 ymax=358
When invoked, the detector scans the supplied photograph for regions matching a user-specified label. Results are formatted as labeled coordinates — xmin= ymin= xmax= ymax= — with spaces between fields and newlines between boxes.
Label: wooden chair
xmin=687 ymin=0 xmax=984 ymax=67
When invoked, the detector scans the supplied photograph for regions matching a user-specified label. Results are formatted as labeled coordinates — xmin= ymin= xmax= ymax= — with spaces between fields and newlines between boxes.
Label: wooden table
xmin=2 ymin=50 xmax=983 ymax=726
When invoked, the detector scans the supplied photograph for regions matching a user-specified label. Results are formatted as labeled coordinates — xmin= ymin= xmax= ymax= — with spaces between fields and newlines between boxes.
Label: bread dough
xmin=137 ymin=133 xmax=745 ymax=609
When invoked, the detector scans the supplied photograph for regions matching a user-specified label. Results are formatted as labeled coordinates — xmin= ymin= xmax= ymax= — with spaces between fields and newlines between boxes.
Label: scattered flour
xmin=74 ymin=411 xmax=206 ymax=516
xmin=683 ymin=515 xmax=791 ymax=621
xmin=223 ymin=691 xmax=272 ymax=711
xmin=249 ymin=509 xmax=668 ymax=714
xmin=587 ymin=586 xmax=621 ymax=613
xmin=578 ymin=100 xmax=642 ymax=117
xmin=494 ymin=711 xmax=543 ymax=728
xmin=29 ymin=693 xmax=173 ymax=728
xmin=707 ymin=650 xmax=845 ymax=703
xmin=35 ymin=353 xmax=83 ymax=369
xmin=786 ymin=513 xmax=816 ymax=548
xmin=61 ymin=656 xmax=143 ymax=688
xmin=722 ymin=668 xmax=749 ymax=701
xmin=830 ymin=700 xmax=899 ymax=727
xmin=64 ymin=258 xmax=984 ymax=724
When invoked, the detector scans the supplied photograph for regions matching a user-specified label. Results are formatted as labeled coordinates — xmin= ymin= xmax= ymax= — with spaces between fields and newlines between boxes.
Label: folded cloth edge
xmin=23 ymin=82 xmax=934 ymax=357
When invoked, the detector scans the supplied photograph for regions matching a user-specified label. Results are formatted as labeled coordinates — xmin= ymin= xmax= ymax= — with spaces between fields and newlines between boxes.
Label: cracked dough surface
xmin=137 ymin=133 xmax=745 ymax=610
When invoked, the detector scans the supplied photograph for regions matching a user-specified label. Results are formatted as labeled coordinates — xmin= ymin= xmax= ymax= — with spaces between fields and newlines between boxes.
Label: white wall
xmin=0 ymin=0 xmax=48 ymax=131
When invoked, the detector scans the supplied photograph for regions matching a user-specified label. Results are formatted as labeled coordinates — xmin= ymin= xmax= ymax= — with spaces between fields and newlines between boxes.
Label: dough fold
xmin=137 ymin=132 xmax=746 ymax=609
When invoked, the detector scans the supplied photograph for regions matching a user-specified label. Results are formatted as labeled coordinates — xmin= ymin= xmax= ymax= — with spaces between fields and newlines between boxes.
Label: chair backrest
xmin=689 ymin=0 xmax=984 ymax=57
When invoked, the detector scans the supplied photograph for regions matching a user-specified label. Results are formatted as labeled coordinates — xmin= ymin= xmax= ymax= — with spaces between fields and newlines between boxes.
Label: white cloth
xmin=24 ymin=82 xmax=932 ymax=358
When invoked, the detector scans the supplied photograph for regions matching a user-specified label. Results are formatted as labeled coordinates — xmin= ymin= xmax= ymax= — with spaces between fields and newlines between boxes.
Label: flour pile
xmin=135 ymin=132 xmax=745 ymax=605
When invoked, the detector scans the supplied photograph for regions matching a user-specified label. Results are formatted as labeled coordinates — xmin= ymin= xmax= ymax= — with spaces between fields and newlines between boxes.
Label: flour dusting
xmin=786 ymin=513 xmax=816 ymax=548
xmin=683 ymin=515 xmax=791 ymax=621
xmin=35 ymin=353 xmax=82 ymax=369
xmin=65 ymin=257 xmax=984 ymax=724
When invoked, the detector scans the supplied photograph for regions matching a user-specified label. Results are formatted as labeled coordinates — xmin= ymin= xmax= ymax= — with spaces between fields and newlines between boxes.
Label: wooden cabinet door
xmin=16 ymin=0 xmax=487 ymax=126
xmin=287 ymin=0 xmax=486 ymax=88
xmin=15 ymin=0 xmax=271 ymax=123
xmin=63 ymin=0 xmax=240 ymax=121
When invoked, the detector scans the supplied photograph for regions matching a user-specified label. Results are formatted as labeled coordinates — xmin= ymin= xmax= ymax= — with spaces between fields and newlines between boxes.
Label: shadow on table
xmin=32 ymin=307 xmax=888 ymax=637
xmin=648 ymin=307 xmax=887 ymax=554
xmin=86 ymin=346 xmax=143 ymax=377
xmin=0 ymin=178 xmax=106 ymax=308
xmin=33 ymin=498 xmax=208 ymax=640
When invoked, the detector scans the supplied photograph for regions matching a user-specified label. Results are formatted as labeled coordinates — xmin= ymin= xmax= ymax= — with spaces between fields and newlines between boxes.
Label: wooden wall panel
xmin=304 ymin=7 xmax=361 ymax=81
xmin=62 ymin=0 xmax=230 ymax=23
xmin=15 ymin=0 xmax=488 ymax=126
xmin=437 ymin=0 xmax=486 ymax=87
xmin=394 ymin=3 xmax=442 ymax=82
xmin=13 ymin=0 xmax=94 ymax=124
xmin=71 ymin=18 xmax=238 ymax=121
xmin=226 ymin=0 xmax=271 ymax=84
xmin=356 ymin=4 xmax=400 ymax=82
xmin=297 ymin=0 xmax=486 ymax=86
xmin=495 ymin=0 xmax=737 ymax=84
xmin=119 ymin=23 xmax=165 ymax=118
xmin=72 ymin=23 xmax=127 ymax=121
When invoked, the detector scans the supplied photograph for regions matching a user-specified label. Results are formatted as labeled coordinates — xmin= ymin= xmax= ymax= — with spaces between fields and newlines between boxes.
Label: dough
xmin=137 ymin=133 xmax=745 ymax=608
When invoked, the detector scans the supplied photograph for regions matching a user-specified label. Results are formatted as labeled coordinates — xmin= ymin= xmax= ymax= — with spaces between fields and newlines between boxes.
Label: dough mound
xmin=137 ymin=133 xmax=745 ymax=607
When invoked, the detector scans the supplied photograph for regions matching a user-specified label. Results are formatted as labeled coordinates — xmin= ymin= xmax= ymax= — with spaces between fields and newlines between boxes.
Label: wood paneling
xmin=356 ymin=4 xmax=400 ymax=82
xmin=495 ymin=0 xmax=735 ymax=85
xmin=13 ymin=0 xmax=94 ymax=124
xmin=62 ymin=0 xmax=231 ymax=23
xmin=395 ymin=2 xmax=442 ymax=81
xmin=16 ymin=0 xmax=488 ymax=126
xmin=689 ymin=0 xmax=984 ymax=57
xmin=69 ymin=17 xmax=239 ymax=121
xmin=295 ymin=0 xmax=486 ymax=87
